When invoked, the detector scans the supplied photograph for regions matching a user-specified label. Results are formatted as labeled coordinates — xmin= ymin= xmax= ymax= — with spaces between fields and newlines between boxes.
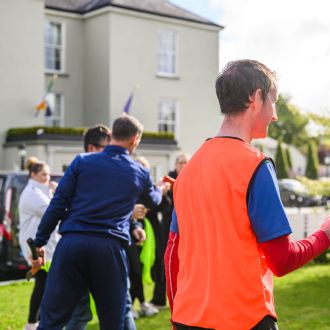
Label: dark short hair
xmin=111 ymin=115 xmax=143 ymax=141
xmin=215 ymin=59 xmax=277 ymax=115
xmin=83 ymin=124 xmax=112 ymax=152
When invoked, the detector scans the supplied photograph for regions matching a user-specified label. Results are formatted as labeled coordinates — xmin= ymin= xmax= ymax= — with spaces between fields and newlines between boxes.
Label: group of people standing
xmin=18 ymin=115 xmax=189 ymax=330
xmin=18 ymin=59 xmax=330 ymax=330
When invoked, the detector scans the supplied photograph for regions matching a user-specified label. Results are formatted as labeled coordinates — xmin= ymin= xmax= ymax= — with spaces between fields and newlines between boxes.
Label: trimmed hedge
xmin=6 ymin=126 xmax=175 ymax=141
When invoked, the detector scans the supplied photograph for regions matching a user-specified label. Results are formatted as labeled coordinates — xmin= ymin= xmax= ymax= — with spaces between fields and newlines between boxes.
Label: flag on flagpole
xmin=35 ymin=74 xmax=58 ymax=116
xmin=123 ymin=91 xmax=134 ymax=115
xmin=122 ymin=84 xmax=139 ymax=115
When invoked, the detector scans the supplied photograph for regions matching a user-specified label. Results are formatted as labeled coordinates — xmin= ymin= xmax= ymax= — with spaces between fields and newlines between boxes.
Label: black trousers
xmin=37 ymin=234 xmax=128 ymax=330
xmin=149 ymin=212 xmax=171 ymax=306
xmin=126 ymin=243 xmax=145 ymax=304
xmin=174 ymin=316 xmax=279 ymax=330
xmin=28 ymin=269 xmax=48 ymax=323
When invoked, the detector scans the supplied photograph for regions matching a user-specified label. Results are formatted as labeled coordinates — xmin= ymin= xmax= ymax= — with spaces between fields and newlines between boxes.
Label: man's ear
xmin=131 ymin=133 xmax=141 ymax=147
xmin=87 ymin=144 xmax=96 ymax=152
xmin=249 ymin=89 xmax=263 ymax=110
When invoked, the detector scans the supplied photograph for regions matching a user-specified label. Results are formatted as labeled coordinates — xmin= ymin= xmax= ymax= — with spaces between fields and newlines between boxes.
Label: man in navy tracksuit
xmin=33 ymin=116 xmax=165 ymax=330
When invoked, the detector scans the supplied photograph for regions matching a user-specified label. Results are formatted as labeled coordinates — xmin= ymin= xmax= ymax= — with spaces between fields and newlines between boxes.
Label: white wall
xmin=286 ymin=207 xmax=327 ymax=240
xmin=45 ymin=11 xmax=85 ymax=126
xmin=109 ymin=9 xmax=221 ymax=155
xmin=0 ymin=4 xmax=221 ymax=171
xmin=83 ymin=12 xmax=111 ymax=126
xmin=253 ymin=137 xmax=307 ymax=177
xmin=0 ymin=0 xmax=45 ymax=168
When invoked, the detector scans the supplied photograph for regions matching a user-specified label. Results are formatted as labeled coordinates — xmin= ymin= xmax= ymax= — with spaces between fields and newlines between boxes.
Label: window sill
xmin=45 ymin=71 xmax=69 ymax=78
xmin=156 ymin=73 xmax=180 ymax=80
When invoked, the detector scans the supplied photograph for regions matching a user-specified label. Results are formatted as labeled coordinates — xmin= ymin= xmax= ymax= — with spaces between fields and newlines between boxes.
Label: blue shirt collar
xmin=103 ymin=145 xmax=129 ymax=155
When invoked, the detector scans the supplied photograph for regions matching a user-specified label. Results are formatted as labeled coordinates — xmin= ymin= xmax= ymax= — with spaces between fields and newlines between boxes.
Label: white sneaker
xmin=140 ymin=302 xmax=159 ymax=317
xmin=131 ymin=309 xmax=139 ymax=320
xmin=23 ymin=323 xmax=39 ymax=330
xmin=149 ymin=302 xmax=168 ymax=310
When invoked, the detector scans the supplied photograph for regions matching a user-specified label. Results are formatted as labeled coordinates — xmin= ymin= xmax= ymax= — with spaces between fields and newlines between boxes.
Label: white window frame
xmin=158 ymin=99 xmax=179 ymax=138
xmin=157 ymin=30 xmax=178 ymax=77
xmin=45 ymin=21 xmax=65 ymax=73
xmin=44 ymin=93 xmax=64 ymax=127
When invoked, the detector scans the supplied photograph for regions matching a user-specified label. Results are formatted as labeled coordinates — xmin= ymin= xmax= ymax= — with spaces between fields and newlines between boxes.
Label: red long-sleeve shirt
xmin=260 ymin=230 xmax=330 ymax=277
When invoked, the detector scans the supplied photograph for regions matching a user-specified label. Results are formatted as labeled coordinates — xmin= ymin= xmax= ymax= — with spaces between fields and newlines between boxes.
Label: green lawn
xmin=1 ymin=263 xmax=330 ymax=330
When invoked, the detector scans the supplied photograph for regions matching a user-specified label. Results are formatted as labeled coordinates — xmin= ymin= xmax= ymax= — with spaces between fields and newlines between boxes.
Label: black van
xmin=0 ymin=172 xmax=62 ymax=273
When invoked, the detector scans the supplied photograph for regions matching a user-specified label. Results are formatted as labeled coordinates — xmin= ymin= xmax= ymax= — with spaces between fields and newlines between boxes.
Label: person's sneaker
xmin=23 ymin=323 xmax=39 ymax=330
xmin=131 ymin=309 xmax=139 ymax=320
xmin=149 ymin=302 xmax=168 ymax=310
xmin=140 ymin=302 xmax=159 ymax=317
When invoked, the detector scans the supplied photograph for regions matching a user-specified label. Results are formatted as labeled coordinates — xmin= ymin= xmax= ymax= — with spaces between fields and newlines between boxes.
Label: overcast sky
xmin=170 ymin=0 xmax=330 ymax=115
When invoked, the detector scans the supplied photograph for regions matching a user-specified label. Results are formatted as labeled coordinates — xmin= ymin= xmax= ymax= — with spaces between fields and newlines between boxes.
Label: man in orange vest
xmin=167 ymin=59 xmax=330 ymax=330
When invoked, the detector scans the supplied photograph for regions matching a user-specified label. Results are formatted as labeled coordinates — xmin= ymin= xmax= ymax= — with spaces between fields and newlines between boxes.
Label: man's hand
xmin=133 ymin=227 xmax=146 ymax=245
xmin=132 ymin=204 xmax=147 ymax=220
xmin=157 ymin=181 xmax=171 ymax=195
xmin=320 ymin=216 xmax=330 ymax=239
xmin=49 ymin=181 xmax=58 ymax=194
xmin=30 ymin=246 xmax=46 ymax=268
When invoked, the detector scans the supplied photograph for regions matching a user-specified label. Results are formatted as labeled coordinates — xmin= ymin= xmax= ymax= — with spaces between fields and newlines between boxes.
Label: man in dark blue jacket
xmin=33 ymin=116 xmax=166 ymax=330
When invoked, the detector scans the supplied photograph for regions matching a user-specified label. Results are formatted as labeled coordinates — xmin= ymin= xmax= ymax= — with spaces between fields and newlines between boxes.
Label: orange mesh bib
xmin=172 ymin=138 xmax=276 ymax=330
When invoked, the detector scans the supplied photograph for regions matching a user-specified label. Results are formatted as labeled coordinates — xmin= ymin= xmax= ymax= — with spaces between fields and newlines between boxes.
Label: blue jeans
xmin=65 ymin=282 xmax=136 ymax=330
xmin=65 ymin=291 xmax=136 ymax=330
xmin=65 ymin=293 xmax=92 ymax=330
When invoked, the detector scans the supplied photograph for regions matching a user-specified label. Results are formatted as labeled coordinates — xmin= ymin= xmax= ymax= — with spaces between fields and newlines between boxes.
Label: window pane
xmin=45 ymin=93 xmax=63 ymax=127
xmin=45 ymin=21 xmax=62 ymax=71
xmin=157 ymin=30 xmax=176 ymax=75
xmin=158 ymin=100 xmax=177 ymax=134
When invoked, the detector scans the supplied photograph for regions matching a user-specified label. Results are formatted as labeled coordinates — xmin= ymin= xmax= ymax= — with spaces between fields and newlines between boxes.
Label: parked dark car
xmin=278 ymin=179 xmax=323 ymax=207
xmin=0 ymin=171 xmax=62 ymax=273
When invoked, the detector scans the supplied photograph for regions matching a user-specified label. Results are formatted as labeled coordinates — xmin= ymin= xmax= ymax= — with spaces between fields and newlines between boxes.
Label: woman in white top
xmin=19 ymin=158 xmax=60 ymax=330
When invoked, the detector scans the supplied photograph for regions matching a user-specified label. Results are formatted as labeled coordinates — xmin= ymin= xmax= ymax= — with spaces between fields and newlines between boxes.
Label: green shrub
xmin=297 ymin=176 xmax=330 ymax=196
xmin=305 ymin=141 xmax=319 ymax=179
xmin=275 ymin=140 xmax=290 ymax=179
xmin=285 ymin=147 xmax=293 ymax=170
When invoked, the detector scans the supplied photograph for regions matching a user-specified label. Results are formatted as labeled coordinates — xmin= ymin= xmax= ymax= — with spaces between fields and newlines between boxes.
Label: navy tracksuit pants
xmin=37 ymin=233 xmax=128 ymax=330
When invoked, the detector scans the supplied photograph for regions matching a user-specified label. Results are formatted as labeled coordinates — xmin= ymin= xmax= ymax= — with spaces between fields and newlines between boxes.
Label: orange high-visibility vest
xmin=172 ymin=137 xmax=276 ymax=330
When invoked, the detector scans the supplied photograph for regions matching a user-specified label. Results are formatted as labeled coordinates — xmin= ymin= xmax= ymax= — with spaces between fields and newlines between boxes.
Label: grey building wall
xmin=45 ymin=11 xmax=85 ymax=127
xmin=0 ymin=0 xmax=44 ymax=168
xmin=108 ymin=8 xmax=220 ymax=154
xmin=1 ymin=4 xmax=221 ymax=171
xmin=83 ymin=12 xmax=111 ymax=126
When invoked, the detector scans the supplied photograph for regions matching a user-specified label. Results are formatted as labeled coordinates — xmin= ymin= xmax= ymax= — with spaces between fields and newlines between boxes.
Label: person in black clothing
xmin=127 ymin=156 xmax=169 ymax=317
xmin=149 ymin=153 xmax=190 ymax=308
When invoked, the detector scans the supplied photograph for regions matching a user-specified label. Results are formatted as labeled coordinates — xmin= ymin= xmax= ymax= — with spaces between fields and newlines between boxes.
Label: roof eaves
xmin=45 ymin=2 xmax=224 ymax=29
xmin=108 ymin=3 xmax=224 ymax=28
xmin=45 ymin=5 xmax=85 ymax=15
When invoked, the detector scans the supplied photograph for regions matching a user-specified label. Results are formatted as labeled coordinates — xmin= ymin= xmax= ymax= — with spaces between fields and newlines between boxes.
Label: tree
xmin=275 ymin=140 xmax=289 ymax=179
xmin=305 ymin=141 xmax=319 ymax=179
xmin=268 ymin=95 xmax=309 ymax=148
xmin=285 ymin=147 xmax=292 ymax=170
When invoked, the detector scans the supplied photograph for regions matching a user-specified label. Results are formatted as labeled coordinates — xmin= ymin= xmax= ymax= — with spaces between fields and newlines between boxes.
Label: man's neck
xmin=217 ymin=114 xmax=252 ymax=143
xmin=110 ymin=140 xmax=132 ymax=154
